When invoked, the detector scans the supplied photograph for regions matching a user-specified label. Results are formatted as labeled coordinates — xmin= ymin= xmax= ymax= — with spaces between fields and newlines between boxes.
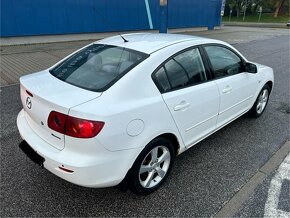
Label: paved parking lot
xmin=233 ymin=144 xmax=290 ymax=217
xmin=0 ymin=27 xmax=289 ymax=217
xmin=0 ymin=26 xmax=288 ymax=86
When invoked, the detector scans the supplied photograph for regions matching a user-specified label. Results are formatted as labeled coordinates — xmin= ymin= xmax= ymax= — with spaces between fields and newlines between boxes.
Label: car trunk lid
xmin=20 ymin=70 xmax=101 ymax=150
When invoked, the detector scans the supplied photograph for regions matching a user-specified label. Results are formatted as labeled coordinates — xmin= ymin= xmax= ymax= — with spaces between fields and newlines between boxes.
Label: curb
xmin=223 ymin=22 xmax=288 ymax=29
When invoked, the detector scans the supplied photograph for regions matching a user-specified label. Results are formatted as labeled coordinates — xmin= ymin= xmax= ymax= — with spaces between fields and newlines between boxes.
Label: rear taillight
xmin=48 ymin=111 xmax=67 ymax=134
xmin=26 ymin=90 xmax=33 ymax=97
xmin=48 ymin=111 xmax=104 ymax=138
xmin=65 ymin=116 xmax=104 ymax=138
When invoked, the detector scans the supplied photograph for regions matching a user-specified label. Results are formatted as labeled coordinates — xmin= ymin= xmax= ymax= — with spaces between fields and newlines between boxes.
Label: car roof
xmin=96 ymin=33 xmax=220 ymax=54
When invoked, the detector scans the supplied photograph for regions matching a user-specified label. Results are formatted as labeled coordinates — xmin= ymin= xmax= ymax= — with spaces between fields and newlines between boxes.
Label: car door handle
xmin=222 ymin=86 xmax=232 ymax=94
xmin=174 ymin=102 xmax=190 ymax=111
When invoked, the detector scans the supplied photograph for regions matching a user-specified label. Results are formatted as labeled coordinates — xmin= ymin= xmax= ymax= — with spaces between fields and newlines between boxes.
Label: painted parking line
xmin=215 ymin=141 xmax=290 ymax=217
xmin=264 ymin=153 xmax=290 ymax=218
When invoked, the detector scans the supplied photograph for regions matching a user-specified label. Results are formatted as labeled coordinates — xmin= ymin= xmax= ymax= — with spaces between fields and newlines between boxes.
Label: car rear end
xmin=17 ymin=43 xmax=148 ymax=187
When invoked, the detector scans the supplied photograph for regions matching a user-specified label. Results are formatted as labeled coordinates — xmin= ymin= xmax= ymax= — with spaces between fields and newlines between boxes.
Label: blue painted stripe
xmin=145 ymin=0 xmax=153 ymax=29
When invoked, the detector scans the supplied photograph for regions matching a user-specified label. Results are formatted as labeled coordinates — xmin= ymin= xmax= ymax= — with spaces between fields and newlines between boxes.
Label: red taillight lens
xmin=48 ymin=111 xmax=104 ymax=138
xmin=66 ymin=116 xmax=104 ymax=138
xmin=48 ymin=111 xmax=67 ymax=134
xmin=26 ymin=90 xmax=33 ymax=97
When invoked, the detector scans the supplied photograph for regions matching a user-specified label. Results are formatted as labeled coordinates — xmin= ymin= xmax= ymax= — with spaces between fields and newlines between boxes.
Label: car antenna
xmin=119 ymin=34 xmax=129 ymax=43
xmin=92 ymin=6 xmax=129 ymax=43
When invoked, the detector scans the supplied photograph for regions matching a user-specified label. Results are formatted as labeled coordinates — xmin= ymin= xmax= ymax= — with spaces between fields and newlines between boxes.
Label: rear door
xmin=152 ymin=47 xmax=220 ymax=147
xmin=203 ymin=45 xmax=257 ymax=128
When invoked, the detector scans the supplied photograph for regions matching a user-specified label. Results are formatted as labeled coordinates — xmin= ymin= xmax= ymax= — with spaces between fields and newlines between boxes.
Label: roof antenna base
xmin=120 ymin=35 xmax=129 ymax=43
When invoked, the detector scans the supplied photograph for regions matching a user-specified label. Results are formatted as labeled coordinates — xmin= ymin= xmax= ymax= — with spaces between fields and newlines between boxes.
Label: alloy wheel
xmin=256 ymin=89 xmax=269 ymax=114
xmin=138 ymin=145 xmax=171 ymax=189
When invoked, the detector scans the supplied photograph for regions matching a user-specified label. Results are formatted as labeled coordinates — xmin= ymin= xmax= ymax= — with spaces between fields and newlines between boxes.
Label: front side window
xmin=50 ymin=44 xmax=148 ymax=92
xmin=153 ymin=48 xmax=207 ymax=92
xmin=204 ymin=46 xmax=243 ymax=79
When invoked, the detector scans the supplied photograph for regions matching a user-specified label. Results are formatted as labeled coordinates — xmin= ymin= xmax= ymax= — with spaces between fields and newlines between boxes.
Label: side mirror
xmin=245 ymin=63 xmax=257 ymax=74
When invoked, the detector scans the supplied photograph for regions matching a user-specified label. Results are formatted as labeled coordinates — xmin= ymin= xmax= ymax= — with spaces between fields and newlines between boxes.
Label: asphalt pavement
xmin=0 ymin=27 xmax=289 ymax=217
xmin=235 ymin=151 xmax=290 ymax=217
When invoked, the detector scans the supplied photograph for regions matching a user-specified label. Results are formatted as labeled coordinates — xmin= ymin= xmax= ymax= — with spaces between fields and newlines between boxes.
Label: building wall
xmin=1 ymin=0 xmax=222 ymax=37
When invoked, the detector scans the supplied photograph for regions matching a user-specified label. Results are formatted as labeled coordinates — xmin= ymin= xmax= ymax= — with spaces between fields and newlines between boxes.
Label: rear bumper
xmin=17 ymin=109 xmax=142 ymax=188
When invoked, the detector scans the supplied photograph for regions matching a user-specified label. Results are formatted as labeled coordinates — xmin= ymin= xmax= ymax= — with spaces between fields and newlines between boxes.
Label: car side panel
xmin=161 ymin=81 xmax=220 ymax=148
xmin=68 ymin=58 xmax=185 ymax=153
xmin=215 ymin=72 xmax=258 ymax=128
xmin=249 ymin=63 xmax=274 ymax=106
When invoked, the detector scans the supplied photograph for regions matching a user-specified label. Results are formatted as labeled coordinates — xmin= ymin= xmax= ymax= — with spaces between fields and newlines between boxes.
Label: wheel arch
xmin=265 ymin=81 xmax=273 ymax=93
xmin=156 ymin=133 xmax=181 ymax=156
xmin=250 ymin=80 xmax=273 ymax=109
xmin=117 ymin=132 xmax=181 ymax=192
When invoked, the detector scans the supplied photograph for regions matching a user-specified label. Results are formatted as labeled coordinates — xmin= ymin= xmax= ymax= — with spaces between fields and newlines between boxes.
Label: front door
xmin=203 ymin=45 xmax=257 ymax=128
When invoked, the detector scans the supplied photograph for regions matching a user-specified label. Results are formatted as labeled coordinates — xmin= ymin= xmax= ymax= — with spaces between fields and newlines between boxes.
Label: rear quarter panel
xmin=68 ymin=51 xmax=186 ymax=153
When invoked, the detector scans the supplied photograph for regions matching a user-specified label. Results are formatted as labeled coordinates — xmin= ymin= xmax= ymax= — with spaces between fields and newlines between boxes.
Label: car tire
xmin=248 ymin=84 xmax=270 ymax=118
xmin=129 ymin=137 xmax=175 ymax=195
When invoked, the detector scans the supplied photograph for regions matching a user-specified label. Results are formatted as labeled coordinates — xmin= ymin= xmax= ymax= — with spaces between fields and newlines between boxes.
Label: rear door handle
xmin=222 ymin=86 xmax=232 ymax=94
xmin=174 ymin=101 xmax=190 ymax=111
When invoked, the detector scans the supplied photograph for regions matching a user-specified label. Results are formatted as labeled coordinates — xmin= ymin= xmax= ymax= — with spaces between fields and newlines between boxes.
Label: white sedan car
xmin=17 ymin=33 xmax=274 ymax=195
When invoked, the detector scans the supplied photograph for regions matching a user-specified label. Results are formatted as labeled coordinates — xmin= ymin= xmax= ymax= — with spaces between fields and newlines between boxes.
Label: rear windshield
xmin=50 ymin=44 xmax=148 ymax=92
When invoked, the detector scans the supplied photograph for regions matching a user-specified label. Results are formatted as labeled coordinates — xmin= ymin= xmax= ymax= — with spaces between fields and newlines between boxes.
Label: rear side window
xmin=50 ymin=44 xmax=148 ymax=92
xmin=153 ymin=48 xmax=207 ymax=93
xmin=205 ymin=46 xmax=243 ymax=78
xmin=155 ymin=67 xmax=171 ymax=92
xmin=165 ymin=59 xmax=189 ymax=89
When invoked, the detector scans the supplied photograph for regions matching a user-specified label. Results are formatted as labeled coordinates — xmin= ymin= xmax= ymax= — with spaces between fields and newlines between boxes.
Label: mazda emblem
xmin=26 ymin=97 xmax=32 ymax=109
